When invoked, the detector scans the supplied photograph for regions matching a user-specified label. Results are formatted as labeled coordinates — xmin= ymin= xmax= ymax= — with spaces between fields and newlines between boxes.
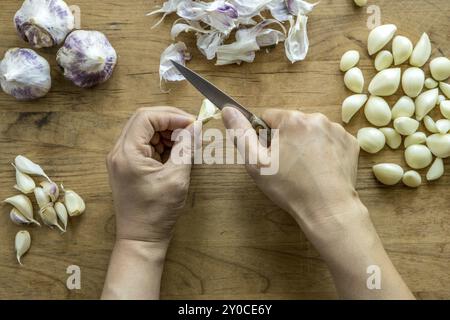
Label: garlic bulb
xmin=404 ymin=132 xmax=427 ymax=148
xmin=39 ymin=206 xmax=65 ymax=232
xmin=12 ymin=163 xmax=35 ymax=194
xmin=3 ymin=194 xmax=39 ymax=225
xmin=55 ymin=202 xmax=68 ymax=231
xmin=372 ymin=163 xmax=404 ymax=186
xmin=440 ymin=101 xmax=450 ymax=119
xmin=392 ymin=35 xmax=413 ymax=65
xmin=393 ymin=117 xmax=419 ymax=136
xmin=402 ymin=67 xmax=424 ymax=98
xmin=198 ymin=99 xmax=221 ymax=123
xmin=440 ymin=82 xmax=450 ymax=99
xmin=426 ymin=158 xmax=444 ymax=181
xmin=364 ymin=96 xmax=391 ymax=127
xmin=62 ymin=186 xmax=86 ymax=217
xmin=415 ymin=88 xmax=439 ymax=121
xmin=57 ymin=30 xmax=118 ymax=88
xmin=374 ymin=50 xmax=393 ymax=71
xmin=357 ymin=127 xmax=386 ymax=154
xmin=368 ymin=68 xmax=401 ymax=96
xmin=438 ymin=95 xmax=446 ymax=105
xmin=405 ymin=145 xmax=433 ymax=169
xmin=426 ymin=134 xmax=450 ymax=158
xmin=344 ymin=67 xmax=364 ymax=93
xmin=340 ymin=50 xmax=360 ymax=72
xmin=402 ymin=170 xmax=422 ymax=188
xmin=40 ymin=181 xmax=59 ymax=202
xmin=410 ymin=33 xmax=431 ymax=67
xmin=341 ymin=94 xmax=367 ymax=123
xmin=380 ymin=128 xmax=402 ymax=149
xmin=425 ymin=78 xmax=438 ymax=89
xmin=423 ymin=116 xmax=439 ymax=134
xmin=14 ymin=0 xmax=74 ymax=48
xmin=15 ymin=230 xmax=31 ymax=265
xmin=435 ymin=119 xmax=450 ymax=135
xmin=392 ymin=96 xmax=415 ymax=119
xmin=367 ymin=24 xmax=397 ymax=56
xmin=430 ymin=57 xmax=450 ymax=81
xmin=14 ymin=155 xmax=51 ymax=182
xmin=0 ymin=48 xmax=51 ymax=100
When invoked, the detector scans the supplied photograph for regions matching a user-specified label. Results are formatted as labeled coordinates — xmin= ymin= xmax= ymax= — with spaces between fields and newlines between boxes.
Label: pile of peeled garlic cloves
xmin=340 ymin=24 xmax=450 ymax=187
xmin=3 ymin=155 xmax=85 ymax=265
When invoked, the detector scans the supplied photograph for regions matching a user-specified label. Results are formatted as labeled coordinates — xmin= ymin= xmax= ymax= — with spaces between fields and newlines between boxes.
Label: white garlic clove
xmin=39 ymin=206 xmax=65 ymax=232
xmin=373 ymin=163 xmax=404 ymax=186
xmin=11 ymin=163 xmax=35 ymax=194
xmin=415 ymin=88 xmax=439 ymax=121
xmin=3 ymin=194 xmax=36 ymax=223
xmin=368 ymin=68 xmax=401 ymax=96
xmin=340 ymin=50 xmax=360 ymax=72
xmin=374 ymin=50 xmax=393 ymax=71
xmin=367 ymin=24 xmax=397 ymax=56
xmin=364 ymin=96 xmax=392 ymax=127
xmin=426 ymin=158 xmax=444 ymax=181
xmin=57 ymin=30 xmax=118 ymax=88
xmin=423 ymin=116 xmax=439 ymax=134
xmin=10 ymin=207 xmax=38 ymax=226
xmin=357 ymin=127 xmax=386 ymax=154
xmin=34 ymin=187 xmax=51 ymax=209
xmin=401 ymin=67 xmax=425 ymax=98
xmin=392 ymin=96 xmax=415 ymax=119
xmin=402 ymin=170 xmax=422 ymax=188
xmin=344 ymin=67 xmax=364 ymax=93
xmin=54 ymin=202 xmax=68 ymax=231
xmin=440 ymin=82 xmax=450 ymax=99
xmin=198 ymin=99 xmax=221 ymax=123
xmin=341 ymin=94 xmax=368 ymax=123
xmin=409 ymin=33 xmax=431 ymax=67
xmin=14 ymin=155 xmax=51 ymax=182
xmin=392 ymin=36 xmax=413 ymax=65
xmin=435 ymin=119 xmax=450 ymax=134
xmin=380 ymin=128 xmax=402 ymax=149
xmin=62 ymin=185 xmax=86 ymax=217
xmin=426 ymin=134 xmax=450 ymax=158
xmin=430 ymin=57 xmax=450 ymax=81
xmin=424 ymin=78 xmax=438 ymax=89
xmin=405 ymin=145 xmax=433 ymax=169
xmin=404 ymin=132 xmax=427 ymax=148
xmin=440 ymin=100 xmax=450 ymax=119
xmin=393 ymin=117 xmax=419 ymax=136
xmin=438 ymin=95 xmax=446 ymax=106
xmin=40 ymin=181 xmax=59 ymax=202
xmin=15 ymin=230 xmax=31 ymax=265
xmin=353 ymin=0 xmax=367 ymax=7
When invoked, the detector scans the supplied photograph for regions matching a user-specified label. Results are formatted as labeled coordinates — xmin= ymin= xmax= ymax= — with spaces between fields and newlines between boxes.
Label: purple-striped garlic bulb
xmin=56 ymin=30 xmax=117 ymax=88
xmin=14 ymin=0 xmax=75 ymax=49
xmin=0 ymin=48 xmax=51 ymax=100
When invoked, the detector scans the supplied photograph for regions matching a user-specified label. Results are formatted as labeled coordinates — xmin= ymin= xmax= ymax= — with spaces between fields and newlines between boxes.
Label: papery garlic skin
xmin=374 ymin=50 xmax=393 ymax=71
xmin=380 ymin=128 xmax=402 ymax=149
xmin=12 ymin=163 xmax=35 ymax=194
xmin=34 ymin=187 xmax=51 ymax=209
xmin=357 ymin=127 xmax=386 ymax=154
xmin=57 ymin=30 xmax=118 ymax=88
xmin=40 ymin=206 xmax=65 ymax=232
xmin=404 ymin=132 xmax=426 ymax=148
xmin=159 ymin=42 xmax=191 ymax=83
xmin=15 ymin=230 xmax=31 ymax=265
xmin=392 ymin=35 xmax=413 ymax=65
xmin=55 ymin=202 xmax=68 ymax=231
xmin=440 ymin=82 xmax=450 ymax=99
xmin=440 ymin=101 xmax=450 ymax=119
xmin=402 ymin=170 xmax=422 ymax=188
xmin=409 ymin=33 xmax=431 ymax=67
xmin=14 ymin=0 xmax=74 ymax=48
xmin=284 ymin=14 xmax=309 ymax=63
xmin=344 ymin=67 xmax=364 ymax=93
xmin=426 ymin=134 xmax=450 ymax=158
xmin=340 ymin=50 xmax=360 ymax=72
xmin=392 ymin=96 xmax=415 ymax=119
xmin=426 ymin=157 xmax=444 ymax=181
xmin=423 ymin=116 xmax=438 ymax=134
xmin=341 ymin=94 xmax=367 ymax=123
xmin=393 ymin=117 xmax=419 ymax=136
xmin=364 ymin=96 xmax=391 ymax=127
xmin=373 ymin=163 xmax=404 ymax=186
xmin=402 ymin=67 xmax=424 ymax=98
xmin=405 ymin=145 xmax=433 ymax=169
xmin=368 ymin=68 xmax=401 ymax=96
xmin=40 ymin=181 xmax=59 ymax=202
xmin=198 ymin=99 xmax=221 ymax=123
xmin=415 ymin=88 xmax=439 ymax=121
xmin=430 ymin=57 xmax=450 ymax=81
xmin=14 ymin=155 xmax=51 ymax=182
xmin=62 ymin=186 xmax=86 ymax=217
xmin=0 ymin=48 xmax=51 ymax=100
xmin=367 ymin=24 xmax=397 ymax=56
xmin=425 ymin=78 xmax=438 ymax=89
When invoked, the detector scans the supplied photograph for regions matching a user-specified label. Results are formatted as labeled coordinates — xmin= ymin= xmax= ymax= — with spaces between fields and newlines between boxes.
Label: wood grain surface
xmin=0 ymin=0 xmax=449 ymax=300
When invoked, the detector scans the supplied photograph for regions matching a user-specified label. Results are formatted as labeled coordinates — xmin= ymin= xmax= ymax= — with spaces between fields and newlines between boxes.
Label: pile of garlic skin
xmin=340 ymin=24 xmax=450 ymax=187
xmin=3 ymin=155 xmax=85 ymax=265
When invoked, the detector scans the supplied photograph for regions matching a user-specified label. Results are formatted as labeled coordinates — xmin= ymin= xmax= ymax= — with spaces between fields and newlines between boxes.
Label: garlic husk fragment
xmin=430 ymin=57 xmax=450 ymax=81
xmin=423 ymin=116 xmax=439 ymax=134
xmin=401 ymin=67 xmax=424 ymax=98
xmin=415 ymin=88 xmax=439 ymax=121
xmin=425 ymin=78 xmax=438 ymax=89
xmin=198 ymin=99 xmax=221 ymax=123
xmin=368 ymin=68 xmax=401 ymax=96
xmin=62 ymin=186 xmax=86 ymax=217
xmin=409 ymin=33 xmax=431 ymax=67
xmin=159 ymin=42 xmax=191 ymax=83
xmin=14 ymin=155 xmax=51 ymax=182
xmin=344 ymin=67 xmax=364 ymax=93
xmin=440 ymin=82 xmax=450 ymax=99
xmin=34 ymin=187 xmax=51 ymax=209
xmin=426 ymin=158 xmax=444 ymax=181
xmin=373 ymin=163 xmax=404 ymax=186
xmin=10 ymin=207 xmax=40 ymax=226
xmin=405 ymin=145 xmax=433 ymax=169
xmin=367 ymin=24 xmax=397 ymax=56
xmin=40 ymin=181 xmax=59 ymax=202
xmin=12 ymin=163 xmax=35 ymax=194
xmin=57 ymin=30 xmax=118 ymax=88
xmin=15 ymin=230 xmax=31 ymax=265
xmin=435 ymin=119 xmax=450 ymax=135
xmin=426 ymin=134 xmax=450 ymax=158
xmin=340 ymin=50 xmax=360 ymax=72
xmin=0 ymin=48 xmax=51 ymax=100
xmin=3 ymin=194 xmax=39 ymax=225
xmin=341 ymin=94 xmax=367 ymax=123
xmin=54 ymin=202 xmax=68 ymax=231
xmin=374 ymin=50 xmax=393 ymax=71
xmin=402 ymin=170 xmax=422 ymax=188
xmin=364 ymin=96 xmax=391 ymax=127
xmin=39 ymin=206 xmax=65 ymax=232
xmin=440 ymin=101 xmax=450 ymax=119
xmin=404 ymin=132 xmax=427 ymax=148
xmin=357 ymin=127 xmax=386 ymax=154
xmin=392 ymin=35 xmax=413 ymax=65
xmin=393 ymin=117 xmax=419 ymax=136
xmin=392 ymin=96 xmax=415 ymax=119
xmin=380 ymin=128 xmax=401 ymax=149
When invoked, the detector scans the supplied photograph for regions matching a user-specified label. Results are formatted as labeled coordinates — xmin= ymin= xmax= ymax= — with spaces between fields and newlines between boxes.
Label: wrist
xmin=114 ymin=239 xmax=170 ymax=264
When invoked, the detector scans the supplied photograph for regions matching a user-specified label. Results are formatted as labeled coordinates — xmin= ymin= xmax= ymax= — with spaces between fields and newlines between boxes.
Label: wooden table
xmin=0 ymin=0 xmax=449 ymax=300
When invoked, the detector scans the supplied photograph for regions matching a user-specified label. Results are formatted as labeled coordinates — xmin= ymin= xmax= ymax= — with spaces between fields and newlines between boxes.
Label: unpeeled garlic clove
xmin=440 ymin=82 xmax=450 ymax=99
xmin=425 ymin=78 xmax=438 ymax=89
xmin=380 ymin=128 xmax=402 ymax=149
xmin=10 ymin=207 xmax=39 ymax=226
xmin=426 ymin=158 xmax=444 ymax=181
xmin=368 ymin=68 xmax=401 ymax=96
xmin=353 ymin=0 xmax=367 ymax=7
xmin=372 ymin=163 xmax=404 ymax=186
xmin=364 ymin=96 xmax=392 ymax=127
xmin=14 ymin=155 xmax=51 ymax=182
xmin=15 ymin=230 xmax=31 ymax=265
xmin=423 ymin=116 xmax=439 ymax=134
xmin=415 ymin=88 xmax=439 ymax=121
xmin=11 ymin=163 xmax=35 ymax=194
xmin=440 ymin=101 xmax=450 ymax=119
xmin=392 ymin=96 xmax=415 ymax=119
xmin=40 ymin=181 xmax=59 ymax=202
xmin=340 ymin=50 xmax=360 ymax=72
xmin=357 ymin=127 xmax=386 ymax=154
xmin=409 ymin=33 xmax=431 ymax=67
xmin=374 ymin=50 xmax=393 ymax=71
xmin=430 ymin=57 xmax=450 ymax=81
xmin=435 ymin=119 xmax=450 ymax=134
xmin=405 ymin=145 xmax=433 ymax=169
xmin=392 ymin=36 xmax=413 ymax=65
xmin=341 ymin=94 xmax=367 ymax=123
xmin=34 ymin=187 xmax=51 ymax=209
xmin=402 ymin=67 xmax=424 ymax=98
xmin=402 ymin=170 xmax=422 ymax=188
xmin=39 ymin=206 xmax=65 ymax=232
xmin=404 ymin=132 xmax=427 ymax=148
xmin=393 ymin=117 xmax=419 ymax=136
xmin=54 ymin=202 xmax=68 ymax=231
xmin=426 ymin=134 xmax=450 ymax=158
xmin=62 ymin=186 xmax=86 ymax=217
xmin=367 ymin=24 xmax=397 ymax=56
xmin=3 ymin=195 xmax=38 ymax=225
xmin=344 ymin=67 xmax=364 ymax=93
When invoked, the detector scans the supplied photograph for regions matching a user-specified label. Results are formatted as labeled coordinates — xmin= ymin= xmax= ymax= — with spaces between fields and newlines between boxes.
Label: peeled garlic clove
xmin=440 ymin=82 xmax=450 ymax=99
xmin=57 ymin=30 xmax=118 ymax=88
xmin=401 ymin=67 xmax=425 ymax=98
xmin=357 ymin=127 xmax=386 ymax=154
xmin=367 ymin=24 xmax=397 ymax=56
xmin=344 ymin=67 xmax=364 ymax=93
xmin=62 ymin=186 xmax=86 ymax=217
xmin=402 ymin=170 xmax=422 ymax=188
xmin=440 ymin=100 xmax=450 ymax=119
xmin=410 ymin=33 xmax=432 ymax=67
xmin=435 ymin=119 xmax=450 ymax=134
xmin=426 ymin=158 xmax=444 ymax=181
xmin=14 ymin=155 xmax=51 ymax=182
xmin=380 ymin=128 xmax=401 ymax=149
xmin=3 ymin=194 xmax=35 ymax=223
xmin=405 ymin=145 xmax=433 ymax=169
xmin=404 ymin=132 xmax=427 ymax=148
xmin=425 ymin=78 xmax=438 ymax=89
xmin=34 ymin=187 xmax=51 ymax=209
xmin=423 ymin=116 xmax=439 ymax=134
xmin=430 ymin=57 xmax=450 ymax=81
xmin=439 ymin=95 xmax=446 ymax=106
xmin=353 ymin=0 xmax=367 ymax=7
xmin=364 ymin=96 xmax=392 ymax=127
xmin=40 ymin=181 xmax=59 ymax=202
xmin=415 ymin=88 xmax=439 ymax=121
xmin=198 ymin=99 xmax=221 ymax=123
xmin=393 ymin=117 xmax=419 ymax=136
xmin=340 ymin=50 xmax=360 ymax=72
xmin=426 ymin=134 xmax=450 ymax=158
xmin=374 ymin=50 xmax=393 ymax=71
xmin=40 ymin=206 xmax=65 ymax=232
xmin=368 ymin=68 xmax=401 ymax=96
xmin=373 ymin=163 xmax=404 ymax=186
xmin=392 ymin=36 xmax=413 ymax=65
xmin=11 ymin=163 xmax=35 ymax=194
xmin=341 ymin=94 xmax=368 ymax=123
xmin=54 ymin=202 xmax=68 ymax=231
xmin=392 ymin=96 xmax=415 ymax=119
xmin=15 ymin=230 xmax=31 ymax=265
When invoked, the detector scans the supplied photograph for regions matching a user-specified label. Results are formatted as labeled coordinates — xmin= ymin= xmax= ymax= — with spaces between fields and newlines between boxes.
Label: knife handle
xmin=250 ymin=115 xmax=272 ymax=146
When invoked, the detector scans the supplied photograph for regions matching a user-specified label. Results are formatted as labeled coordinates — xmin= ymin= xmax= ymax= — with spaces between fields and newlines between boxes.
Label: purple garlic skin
xmin=56 ymin=30 xmax=118 ymax=88
xmin=14 ymin=0 xmax=75 ymax=48
xmin=0 ymin=48 xmax=51 ymax=100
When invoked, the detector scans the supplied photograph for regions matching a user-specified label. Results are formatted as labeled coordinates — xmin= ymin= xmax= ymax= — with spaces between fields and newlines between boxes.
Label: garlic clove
xmin=3 ymin=194 xmax=35 ymax=223
xmin=440 ymin=100 xmax=450 ymax=119
xmin=372 ymin=163 xmax=404 ymax=186
xmin=440 ymin=82 xmax=450 ymax=99
xmin=404 ymin=132 xmax=427 ymax=148
xmin=353 ymin=0 xmax=367 ymax=7
xmin=409 ymin=33 xmax=432 ymax=67
xmin=368 ymin=68 xmax=401 ymax=96
xmin=392 ymin=35 xmax=413 ymax=65
xmin=40 ymin=181 xmax=59 ymax=202
xmin=10 ymin=207 xmax=39 ymax=226
xmin=39 ymin=206 xmax=65 ymax=233
xmin=426 ymin=134 xmax=450 ymax=158
xmin=425 ymin=77 xmax=438 ymax=89
xmin=393 ymin=117 xmax=419 ymax=136
xmin=374 ymin=50 xmax=393 ymax=71
xmin=405 ymin=145 xmax=433 ymax=169
xmin=340 ymin=50 xmax=360 ymax=72
xmin=367 ymin=24 xmax=397 ymax=56
xmin=344 ymin=67 xmax=364 ymax=93
xmin=423 ymin=115 xmax=439 ymax=134
xmin=401 ymin=67 xmax=425 ymax=98
xmin=62 ymin=185 xmax=86 ymax=217
xmin=341 ymin=94 xmax=368 ymax=123
xmin=54 ymin=202 xmax=68 ymax=231
xmin=11 ymin=163 xmax=35 ymax=194
xmin=34 ymin=187 xmax=51 ymax=210
xmin=14 ymin=155 xmax=51 ymax=182
xmin=415 ymin=88 xmax=439 ymax=121
xmin=198 ymin=99 xmax=221 ymax=123
xmin=426 ymin=158 xmax=444 ymax=181
xmin=15 ymin=230 xmax=31 ymax=265
xmin=430 ymin=57 xmax=450 ymax=81
xmin=380 ymin=128 xmax=402 ymax=149
xmin=357 ymin=127 xmax=386 ymax=154
xmin=364 ymin=96 xmax=392 ymax=127
xmin=402 ymin=170 xmax=422 ymax=188
xmin=435 ymin=119 xmax=450 ymax=134
xmin=392 ymin=96 xmax=415 ymax=119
